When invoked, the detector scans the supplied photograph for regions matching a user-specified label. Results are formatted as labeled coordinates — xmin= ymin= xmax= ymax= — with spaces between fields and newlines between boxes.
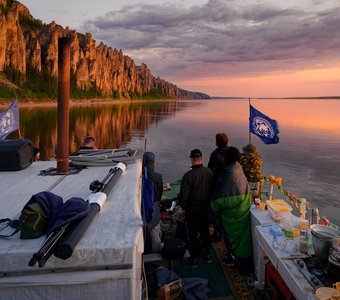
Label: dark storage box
xmin=0 ymin=139 xmax=34 ymax=171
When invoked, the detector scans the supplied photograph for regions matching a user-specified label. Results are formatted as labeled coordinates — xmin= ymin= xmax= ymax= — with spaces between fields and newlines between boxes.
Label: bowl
xmin=333 ymin=236 xmax=340 ymax=252
xmin=329 ymin=248 xmax=340 ymax=262
xmin=334 ymin=282 xmax=340 ymax=291
xmin=310 ymin=224 xmax=339 ymax=239
xmin=316 ymin=287 xmax=338 ymax=300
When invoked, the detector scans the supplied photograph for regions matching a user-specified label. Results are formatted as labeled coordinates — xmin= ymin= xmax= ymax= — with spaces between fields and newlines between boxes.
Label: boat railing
xmin=260 ymin=175 xmax=338 ymax=229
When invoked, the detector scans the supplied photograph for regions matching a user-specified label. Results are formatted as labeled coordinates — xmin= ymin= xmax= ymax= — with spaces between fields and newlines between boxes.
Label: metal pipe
xmin=57 ymin=37 xmax=70 ymax=173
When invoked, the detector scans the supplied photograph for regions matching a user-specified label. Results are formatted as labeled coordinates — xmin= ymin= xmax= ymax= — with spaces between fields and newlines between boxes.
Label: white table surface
xmin=250 ymin=205 xmax=316 ymax=300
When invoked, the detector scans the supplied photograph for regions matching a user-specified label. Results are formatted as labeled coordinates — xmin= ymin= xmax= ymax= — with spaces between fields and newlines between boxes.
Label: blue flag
xmin=142 ymin=167 xmax=154 ymax=224
xmin=250 ymin=105 xmax=279 ymax=144
xmin=0 ymin=99 xmax=19 ymax=140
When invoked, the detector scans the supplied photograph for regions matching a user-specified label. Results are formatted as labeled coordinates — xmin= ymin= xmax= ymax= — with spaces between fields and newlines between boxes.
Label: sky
xmin=19 ymin=0 xmax=340 ymax=98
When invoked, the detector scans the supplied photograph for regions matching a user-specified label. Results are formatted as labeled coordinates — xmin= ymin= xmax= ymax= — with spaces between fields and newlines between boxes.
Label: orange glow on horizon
xmin=175 ymin=99 xmax=340 ymax=134
xmin=178 ymin=66 xmax=340 ymax=98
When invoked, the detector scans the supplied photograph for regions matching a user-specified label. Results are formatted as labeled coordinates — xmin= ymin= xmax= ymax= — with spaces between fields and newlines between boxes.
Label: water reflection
xmin=12 ymin=101 xmax=200 ymax=160
xmin=6 ymin=98 xmax=340 ymax=223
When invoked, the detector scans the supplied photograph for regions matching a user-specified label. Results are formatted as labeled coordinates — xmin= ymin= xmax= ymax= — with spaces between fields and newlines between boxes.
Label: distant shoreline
xmin=1 ymin=96 xmax=340 ymax=109
xmin=211 ymin=96 xmax=340 ymax=100
xmin=0 ymin=98 xmax=179 ymax=108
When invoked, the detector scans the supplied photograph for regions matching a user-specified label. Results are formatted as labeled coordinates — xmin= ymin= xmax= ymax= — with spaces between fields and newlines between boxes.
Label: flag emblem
xmin=252 ymin=116 xmax=275 ymax=139
xmin=250 ymin=105 xmax=279 ymax=144
xmin=0 ymin=99 xmax=19 ymax=140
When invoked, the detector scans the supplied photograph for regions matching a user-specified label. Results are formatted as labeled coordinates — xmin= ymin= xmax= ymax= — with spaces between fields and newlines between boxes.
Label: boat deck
xmin=0 ymin=160 xmax=143 ymax=300
xmin=157 ymin=181 xmax=262 ymax=300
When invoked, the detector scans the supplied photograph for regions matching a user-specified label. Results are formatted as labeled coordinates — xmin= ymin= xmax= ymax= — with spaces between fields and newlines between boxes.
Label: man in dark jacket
xmin=178 ymin=149 xmax=213 ymax=267
xmin=208 ymin=132 xmax=229 ymax=184
xmin=142 ymin=152 xmax=163 ymax=253
xmin=208 ymin=132 xmax=229 ymax=242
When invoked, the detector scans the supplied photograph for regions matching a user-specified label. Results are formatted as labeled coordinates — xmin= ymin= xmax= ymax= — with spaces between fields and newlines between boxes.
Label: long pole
xmin=57 ymin=37 xmax=70 ymax=173
xmin=28 ymin=164 xmax=126 ymax=267
xmin=248 ymin=98 xmax=251 ymax=144
xmin=54 ymin=163 xmax=126 ymax=260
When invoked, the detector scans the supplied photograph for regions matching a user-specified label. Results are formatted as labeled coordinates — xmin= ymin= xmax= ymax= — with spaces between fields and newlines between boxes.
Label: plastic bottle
xmin=300 ymin=198 xmax=306 ymax=220
xmin=299 ymin=219 xmax=309 ymax=254
xmin=307 ymin=229 xmax=314 ymax=254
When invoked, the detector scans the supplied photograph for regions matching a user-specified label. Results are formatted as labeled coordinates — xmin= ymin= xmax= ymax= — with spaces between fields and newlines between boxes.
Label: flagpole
xmin=248 ymin=98 xmax=251 ymax=144
xmin=16 ymin=98 xmax=21 ymax=139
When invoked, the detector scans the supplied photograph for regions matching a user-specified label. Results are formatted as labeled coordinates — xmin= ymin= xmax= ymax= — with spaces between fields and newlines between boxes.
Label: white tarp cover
xmin=0 ymin=160 xmax=143 ymax=300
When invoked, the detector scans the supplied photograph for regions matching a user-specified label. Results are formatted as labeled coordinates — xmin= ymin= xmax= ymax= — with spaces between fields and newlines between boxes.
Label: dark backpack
xmin=0 ymin=191 xmax=89 ymax=239
xmin=0 ymin=191 xmax=63 ymax=239
xmin=161 ymin=238 xmax=187 ymax=260
xmin=142 ymin=167 xmax=154 ymax=223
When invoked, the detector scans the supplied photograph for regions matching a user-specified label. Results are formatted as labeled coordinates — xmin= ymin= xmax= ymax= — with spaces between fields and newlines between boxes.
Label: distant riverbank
xmin=0 ymin=97 xmax=177 ymax=108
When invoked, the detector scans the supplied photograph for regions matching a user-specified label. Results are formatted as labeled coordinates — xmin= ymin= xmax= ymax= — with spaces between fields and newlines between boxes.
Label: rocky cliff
xmin=0 ymin=0 xmax=210 ymax=99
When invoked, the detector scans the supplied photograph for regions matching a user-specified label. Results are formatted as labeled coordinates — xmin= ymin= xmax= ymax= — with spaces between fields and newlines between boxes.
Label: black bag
xmin=181 ymin=277 xmax=211 ymax=300
xmin=161 ymin=238 xmax=187 ymax=260
xmin=0 ymin=139 xmax=34 ymax=171
xmin=19 ymin=202 xmax=47 ymax=239
xmin=0 ymin=191 xmax=89 ymax=240
xmin=0 ymin=202 xmax=47 ymax=239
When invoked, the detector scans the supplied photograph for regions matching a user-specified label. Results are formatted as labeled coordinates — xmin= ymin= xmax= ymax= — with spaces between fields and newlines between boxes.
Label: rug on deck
xmin=172 ymin=244 xmax=234 ymax=298
xmin=163 ymin=181 xmax=260 ymax=300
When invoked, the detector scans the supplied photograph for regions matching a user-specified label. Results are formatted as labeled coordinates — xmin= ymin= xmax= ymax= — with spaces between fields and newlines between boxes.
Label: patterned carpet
xmin=172 ymin=241 xmax=260 ymax=300
xmin=162 ymin=181 xmax=264 ymax=300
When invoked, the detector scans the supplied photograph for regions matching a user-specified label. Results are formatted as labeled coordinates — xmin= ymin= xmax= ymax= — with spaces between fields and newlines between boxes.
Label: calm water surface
xmin=13 ymin=99 xmax=340 ymax=224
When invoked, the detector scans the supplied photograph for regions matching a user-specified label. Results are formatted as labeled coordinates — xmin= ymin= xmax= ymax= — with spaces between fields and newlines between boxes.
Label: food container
xmin=327 ymin=256 xmax=340 ymax=281
xmin=315 ymin=287 xmax=338 ymax=300
xmin=266 ymin=199 xmax=292 ymax=222
xmin=334 ymin=282 xmax=340 ymax=291
xmin=310 ymin=225 xmax=340 ymax=263
xmin=330 ymin=248 xmax=340 ymax=265
xmin=311 ymin=225 xmax=340 ymax=239
xmin=333 ymin=236 xmax=340 ymax=252
xmin=257 ymin=202 xmax=266 ymax=211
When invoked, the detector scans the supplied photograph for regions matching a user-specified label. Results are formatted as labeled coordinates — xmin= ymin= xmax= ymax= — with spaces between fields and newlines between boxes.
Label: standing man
xmin=208 ymin=132 xmax=229 ymax=184
xmin=211 ymin=146 xmax=253 ymax=275
xmin=240 ymin=143 xmax=263 ymax=198
xmin=208 ymin=132 xmax=229 ymax=242
xmin=178 ymin=149 xmax=213 ymax=268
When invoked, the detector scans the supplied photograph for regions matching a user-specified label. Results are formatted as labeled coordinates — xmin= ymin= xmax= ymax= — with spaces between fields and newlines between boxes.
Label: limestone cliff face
xmin=0 ymin=1 xmax=210 ymax=99
xmin=0 ymin=1 xmax=27 ymax=73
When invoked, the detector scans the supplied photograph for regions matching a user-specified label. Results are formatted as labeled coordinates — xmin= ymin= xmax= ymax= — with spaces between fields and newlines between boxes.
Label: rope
xmin=262 ymin=175 xmax=305 ymax=209
xmin=47 ymin=175 xmax=67 ymax=192
xmin=141 ymin=256 xmax=149 ymax=300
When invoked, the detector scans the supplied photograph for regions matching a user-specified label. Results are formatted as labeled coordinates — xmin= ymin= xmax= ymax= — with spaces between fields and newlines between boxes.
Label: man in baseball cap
xmin=178 ymin=148 xmax=213 ymax=267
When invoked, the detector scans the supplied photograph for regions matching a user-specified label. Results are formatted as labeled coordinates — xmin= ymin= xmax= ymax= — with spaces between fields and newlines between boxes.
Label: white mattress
xmin=0 ymin=160 xmax=143 ymax=300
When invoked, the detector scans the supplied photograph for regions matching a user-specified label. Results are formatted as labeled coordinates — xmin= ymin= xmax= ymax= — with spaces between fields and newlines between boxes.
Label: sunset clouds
xmin=20 ymin=0 xmax=340 ymax=97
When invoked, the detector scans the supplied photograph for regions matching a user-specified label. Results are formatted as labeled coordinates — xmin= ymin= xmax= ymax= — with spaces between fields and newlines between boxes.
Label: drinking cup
xmin=333 ymin=282 xmax=340 ymax=291
xmin=257 ymin=202 xmax=266 ymax=211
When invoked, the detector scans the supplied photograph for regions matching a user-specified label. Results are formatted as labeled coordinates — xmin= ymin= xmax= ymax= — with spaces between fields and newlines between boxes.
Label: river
xmin=10 ymin=98 xmax=340 ymax=224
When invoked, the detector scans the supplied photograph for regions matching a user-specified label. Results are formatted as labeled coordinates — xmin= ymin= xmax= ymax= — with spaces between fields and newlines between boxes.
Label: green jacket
xmin=211 ymin=162 xmax=252 ymax=257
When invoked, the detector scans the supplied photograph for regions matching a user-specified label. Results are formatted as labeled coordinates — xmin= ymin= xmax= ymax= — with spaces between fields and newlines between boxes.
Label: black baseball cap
xmin=189 ymin=149 xmax=202 ymax=158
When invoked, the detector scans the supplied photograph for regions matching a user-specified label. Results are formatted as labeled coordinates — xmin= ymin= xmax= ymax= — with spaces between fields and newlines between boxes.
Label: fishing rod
xmin=28 ymin=162 xmax=126 ymax=267
xmin=54 ymin=162 xmax=126 ymax=260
